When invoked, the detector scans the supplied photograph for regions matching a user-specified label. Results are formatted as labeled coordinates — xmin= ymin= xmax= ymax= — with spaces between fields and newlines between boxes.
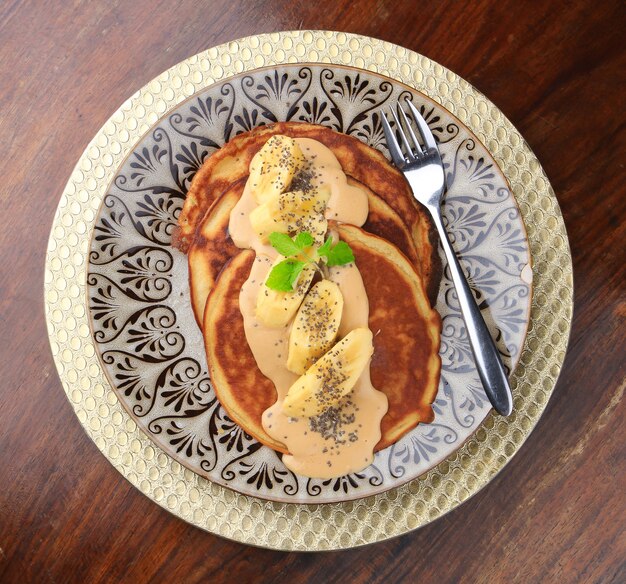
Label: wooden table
xmin=1 ymin=1 xmax=624 ymax=582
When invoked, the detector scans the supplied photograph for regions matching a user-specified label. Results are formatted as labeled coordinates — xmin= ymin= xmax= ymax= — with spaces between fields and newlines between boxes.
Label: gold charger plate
xmin=45 ymin=30 xmax=572 ymax=550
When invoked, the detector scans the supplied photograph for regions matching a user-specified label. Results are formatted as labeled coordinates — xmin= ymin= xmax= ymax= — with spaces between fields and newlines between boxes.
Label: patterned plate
xmin=46 ymin=31 xmax=572 ymax=548
xmin=86 ymin=63 xmax=531 ymax=504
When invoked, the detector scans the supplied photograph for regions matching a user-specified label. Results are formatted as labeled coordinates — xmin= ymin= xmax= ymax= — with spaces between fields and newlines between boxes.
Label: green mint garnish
xmin=268 ymin=232 xmax=303 ymax=257
xmin=264 ymin=231 xmax=355 ymax=291
xmin=265 ymin=258 xmax=307 ymax=292
xmin=317 ymin=238 xmax=355 ymax=267
xmin=293 ymin=231 xmax=314 ymax=249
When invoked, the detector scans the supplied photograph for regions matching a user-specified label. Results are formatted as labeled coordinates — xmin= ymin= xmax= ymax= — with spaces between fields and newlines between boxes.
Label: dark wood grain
xmin=1 ymin=1 xmax=624 ymax=582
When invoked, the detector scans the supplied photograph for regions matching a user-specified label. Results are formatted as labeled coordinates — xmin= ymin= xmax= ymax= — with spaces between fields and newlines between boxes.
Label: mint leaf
xmin=318 ymin=239 xmax=355 ymax=267
xmin=293 ymin=231 xmax=314 ymax=249
xmin=265 ymin=259 xmax=306 ymax=291
xmin=266 ymin=231 xmax=353 ymax=287
xmin=287 ymin=261 xmax=307 ymax=288
xmin=317 ymin=236 xmax=332 ymax=259
xmin=268 ymin=232 xmax=301 ymax=257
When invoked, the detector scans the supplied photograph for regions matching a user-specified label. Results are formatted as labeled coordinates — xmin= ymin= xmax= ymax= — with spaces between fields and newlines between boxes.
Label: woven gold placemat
xmin=44 ymin=30 xmax=572 ymax=551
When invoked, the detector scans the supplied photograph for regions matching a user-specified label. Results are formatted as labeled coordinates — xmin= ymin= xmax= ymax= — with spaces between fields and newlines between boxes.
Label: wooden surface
xmin=1 ymin=1 xmax=624 ymax=582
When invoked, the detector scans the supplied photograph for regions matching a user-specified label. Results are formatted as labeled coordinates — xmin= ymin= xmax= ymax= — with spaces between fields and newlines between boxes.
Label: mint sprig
xmin=265 ymin=231 xmax=355 ymax=291
xmin=268 ymin=231 xmax=314 ymax=257
xmin=317 ymin=238 xmax=355 ymax=267
xmin=265 ymin=259 xmax=307 ymax=292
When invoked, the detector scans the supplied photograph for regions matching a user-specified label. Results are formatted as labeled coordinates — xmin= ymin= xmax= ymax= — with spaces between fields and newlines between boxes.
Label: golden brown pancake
xmin=203 ymin=249 xmax=288 ymax=453
xmin=188 ymin=184 xmax=241 ymax=327
xmin=203 ymin=226 xmax=441 ymax=453
xmin=188 ymin=176 xmax=423 ymax=327
xmin=176 ymin=122 xmax=439 ymax=297
xmin=338 ymin=224 xmax=441 ymax=447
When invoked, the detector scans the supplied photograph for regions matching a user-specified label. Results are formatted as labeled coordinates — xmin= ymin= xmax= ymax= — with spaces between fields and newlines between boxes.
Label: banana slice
xmin=256 ymin=259 xmax=315 ymax=328
xmin=249 ymin=187 xmax=330 ymax=244
xmin=287 ymin=280 xmax=344 ymax=375
xmin=282 ymin=328 xmax=374 ymax=417
xmin=248 ymin=135 xmax=306 ymax=204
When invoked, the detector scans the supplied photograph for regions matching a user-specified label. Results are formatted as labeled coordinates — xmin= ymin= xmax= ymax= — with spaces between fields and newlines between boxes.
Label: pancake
xmin=203 ymin=225 xmax=441 ymax=453
xmin=338 ymin=224 xmax=441 ymax=446
xmin=176 ymin=122 xmax=440 ymax=298
xmin=203 ymin=249 xmax=287 ymax=453
xmin=189 ymin=176 xmax=423 ymax=327
xmin=188 ymin=184 xmax=241 ymax=328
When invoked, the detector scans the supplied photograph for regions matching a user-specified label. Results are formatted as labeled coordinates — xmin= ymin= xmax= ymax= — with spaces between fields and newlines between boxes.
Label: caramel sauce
xmin=229 ymin=138 xmax=388 ymax=478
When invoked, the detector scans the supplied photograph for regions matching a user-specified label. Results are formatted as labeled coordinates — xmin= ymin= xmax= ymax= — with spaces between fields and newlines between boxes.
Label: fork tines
xmin=381 ymin=100 xmax=439 ymax=167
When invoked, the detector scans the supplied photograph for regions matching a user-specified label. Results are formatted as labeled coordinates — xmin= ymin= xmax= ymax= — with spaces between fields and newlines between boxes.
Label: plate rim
xmin=44 ymin=30 xmax=573 ymax=551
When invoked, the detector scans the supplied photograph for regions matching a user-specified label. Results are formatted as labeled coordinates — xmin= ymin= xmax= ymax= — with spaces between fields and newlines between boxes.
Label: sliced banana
xmin=282 ymin=328 xmax=374 ymax=417
xmin=248 ymin=135 xmax=306 ymax=204
xmin=287 ymin=280 xmax=344 ymax=375
xmin=256 ymin=258 xmax=315 ymax=328
xmin=249 ymin=187 xmax=330 ymax=244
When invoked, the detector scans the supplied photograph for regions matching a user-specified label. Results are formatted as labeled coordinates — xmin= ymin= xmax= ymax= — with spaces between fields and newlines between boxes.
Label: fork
xmin=381 ymin=100 xmax=513 ymax=416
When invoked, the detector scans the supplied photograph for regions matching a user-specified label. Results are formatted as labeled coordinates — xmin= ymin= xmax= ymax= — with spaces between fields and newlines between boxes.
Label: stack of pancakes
xmin=177 ymin=122 xmax=442 ymax=453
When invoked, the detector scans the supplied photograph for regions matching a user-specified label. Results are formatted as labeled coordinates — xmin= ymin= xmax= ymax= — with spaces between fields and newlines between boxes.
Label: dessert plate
xmin=45 ymin=31 xmax=572 ymax=549
xmin=86 ymin=63 xmax=530 ymax=504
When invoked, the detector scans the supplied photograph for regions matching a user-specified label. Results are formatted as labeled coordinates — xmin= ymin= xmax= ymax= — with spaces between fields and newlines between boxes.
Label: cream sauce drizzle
xmin=230 ymin=138 xmax=388 ymax=479
xmin=229 ymin=138 xmax=369 ymax=255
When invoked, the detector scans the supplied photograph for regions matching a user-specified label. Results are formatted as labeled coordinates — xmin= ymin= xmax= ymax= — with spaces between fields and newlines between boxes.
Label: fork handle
xmin=430 ymin=208 xmax=513 ymax=416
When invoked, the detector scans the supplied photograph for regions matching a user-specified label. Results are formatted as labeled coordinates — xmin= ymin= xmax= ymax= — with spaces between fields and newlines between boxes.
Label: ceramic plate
xmin=86 ymin=63 xmax=531 ymax=503
xmin=46 ymin=31 xmax=572 ymax=549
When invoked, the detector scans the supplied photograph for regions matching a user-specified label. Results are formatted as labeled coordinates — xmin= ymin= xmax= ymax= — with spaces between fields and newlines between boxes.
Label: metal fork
xmin=381 ymin=100 xmax=513 ymax=416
